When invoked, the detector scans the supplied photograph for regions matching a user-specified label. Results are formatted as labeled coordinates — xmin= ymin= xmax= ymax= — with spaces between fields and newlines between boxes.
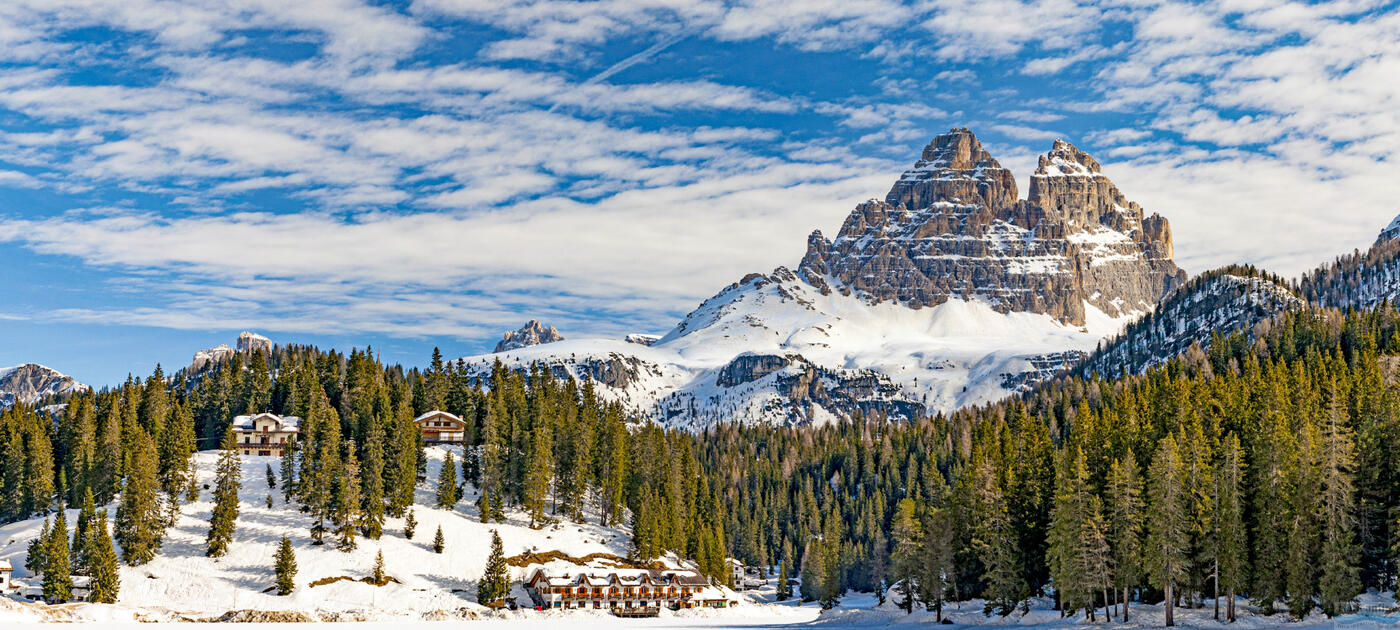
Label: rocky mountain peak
xmin=884 ymin=127 xmax=1018 ymax=211
xmin=0 ymin=363 xmax=87 ymax=408
xmin=237 ymin=331 xmax=272 ymax=354
xmin=799 ymin=128 xmax=1186 ymax=325
xmin=495 ymin=320 xmax=565 ymax=353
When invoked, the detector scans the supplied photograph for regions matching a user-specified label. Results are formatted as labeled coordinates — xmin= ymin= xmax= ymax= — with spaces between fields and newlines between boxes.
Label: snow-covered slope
xmin=466 ymin=267 xmax=1133 ymax=428
xmin=0 ymin=448 xmax=754 ymax=623
xmin=0 ymin=363 xmax=87 ymax=409
xmin=1076 ymin=267 xmax=1302 ymax=377
xmin=463 ymin=129 xmax=1179 ymax=428
xmin=1301 ymin=220 xmax=1400 ymax=310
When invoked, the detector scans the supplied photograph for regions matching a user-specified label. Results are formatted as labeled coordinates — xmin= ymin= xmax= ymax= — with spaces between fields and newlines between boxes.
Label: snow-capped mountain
xmin=463 ymin=128 xmax=1186 ymax=428
xmin=1076 ymin=267 xmax=1302 ymax=377
xmin=494 ymin=320 xmax=565 ymax=353
xmin=0 ymin=363 xmax=87 ymax=408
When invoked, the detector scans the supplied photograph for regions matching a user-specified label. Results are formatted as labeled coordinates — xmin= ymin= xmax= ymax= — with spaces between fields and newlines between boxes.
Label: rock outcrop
xmin=190 ymin=331 xmax=274 ymax=372
xmin=0 ymin=363 xmax=87 ymax=408
xmin=494 ymin=320 xmax=565 ymax=353
xmin=236 ymin=331 xmax=273 ymax=354
xmin=800 ymin=129 xmax=1185 ymax=325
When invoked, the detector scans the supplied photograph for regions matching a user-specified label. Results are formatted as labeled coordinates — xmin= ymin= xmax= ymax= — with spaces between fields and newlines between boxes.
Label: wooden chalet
xmin=232 ymin=412 xmax=300 ymax=456
xmin=414 ymin=410 xmax=466 ymax=444
xmin=523 ymin=568 xmax=734 ymax=612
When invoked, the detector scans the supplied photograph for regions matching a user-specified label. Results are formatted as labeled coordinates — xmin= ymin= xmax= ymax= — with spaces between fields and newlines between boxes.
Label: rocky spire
xmin=883 ymin=127 xmax=1019 ymax=211
xmin=494 ymin=320 xmax=565 ymax=353
xmin=797 ymin=128 xmax=1186 ymax=325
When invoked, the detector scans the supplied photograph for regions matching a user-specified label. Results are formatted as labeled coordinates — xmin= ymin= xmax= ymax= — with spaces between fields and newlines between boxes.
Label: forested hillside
xmin=8 ymin=305 xmax=1400 ymax=622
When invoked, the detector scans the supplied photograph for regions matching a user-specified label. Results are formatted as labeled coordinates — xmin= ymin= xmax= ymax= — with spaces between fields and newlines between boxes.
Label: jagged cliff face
xmin=0 ymin=363 xmax=87 ymax=408
xmin=494 ymin=320 xmax=565 ymax=353
xmin=800 ymin=129 xmax=1185 ymax=325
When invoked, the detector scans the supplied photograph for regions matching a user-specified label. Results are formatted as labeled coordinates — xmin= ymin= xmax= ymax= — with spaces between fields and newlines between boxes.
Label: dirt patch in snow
xmin=505 ymin=549 xmax=665 ymax=569
xmin=306 ymin=575 xmax=403 ymax=588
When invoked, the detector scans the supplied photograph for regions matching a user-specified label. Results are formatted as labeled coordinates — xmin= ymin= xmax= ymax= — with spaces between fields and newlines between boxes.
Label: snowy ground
xmin=0 ymin=447 xmax=774 ymax=624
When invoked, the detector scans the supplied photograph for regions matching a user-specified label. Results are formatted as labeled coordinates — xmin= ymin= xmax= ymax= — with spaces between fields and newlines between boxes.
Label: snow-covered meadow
xmin=0 ymin=447 xmax=768 ymax=623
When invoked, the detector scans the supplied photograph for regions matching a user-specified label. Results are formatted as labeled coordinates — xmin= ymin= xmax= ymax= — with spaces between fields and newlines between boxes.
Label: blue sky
xmin=1 ymin=0 xmax=1399 ymax=387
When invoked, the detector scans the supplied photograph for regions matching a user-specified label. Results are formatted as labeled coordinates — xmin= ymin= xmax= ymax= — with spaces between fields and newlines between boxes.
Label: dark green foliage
xmin=115 ymin=430 xmax=164 ymax=566
xmin=274 ymin=535 xmax=297 ymax=595
xmin=432 ymin=525 xmax=444 ymax=553
xmin=478 ymin=530 xmax=510 ymax=604
xmin=206 ymin=428 xmax=242 ymax=557
xmin=372 ymin=549 xmax=386 ymax=585
xmin=436 ymin=451 xmax=459 ymax=509
xmin=42 ymin=508 xmax=73 ymax=602
xmin=404 ymin=508 xmax=417 ymax=539
xmin=86 ymin=509 xmax=121 ymax=603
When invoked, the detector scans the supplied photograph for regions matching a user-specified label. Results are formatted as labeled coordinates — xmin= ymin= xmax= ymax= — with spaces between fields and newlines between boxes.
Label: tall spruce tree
xmin=1215 ymin=435 xmax=1247 ymax=622
xmin=1146 ymin=434 xmax=1188 ymax=627
xmin=332 ymin=444 xmax=362 ymax=551
xmin=1107 ymin=453 xmax=1144 ymax=622
xmin=920 ymin=505 xmax=956 ymax=622
xmin=432 ymin=525 xmax=445 ymax=553
xmin=478 ymin=530 xmax=510 ymax=604
xmin=1318 ymin=389 xmax=1361 ymax=616
xmin=115 ymin=431 xmax=164 ymax=565
xmin=274 ymin=535 xmax=297 ymax=595
xmin=86 ymin=509 xmax=120 ymax=603
xmin=972 ymin=450 xmax=1023 ymax=616
xmin=43 ymin=508 xmax=73 ymax=602
xmin=890 ymin=498 xmax=922 ymax=613
xmin=360 ymin=426 xmax=386 ymax=539
xmin=436 ymin=452 xmax=460 ymax=509
xmin=206 ymin=428 xmax=242 ymax=557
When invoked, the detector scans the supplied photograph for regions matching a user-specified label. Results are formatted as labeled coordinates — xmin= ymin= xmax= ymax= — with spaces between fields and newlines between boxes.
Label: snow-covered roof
xmin=232 ymin=412 xmax=300 ymax=431
xmin=527 ymin=568 xmax=709 ymax=588
xmin=0 ymin=558 xmax=12 ymax=571
xmin=414 ymin=410 xmax=463 ymax=424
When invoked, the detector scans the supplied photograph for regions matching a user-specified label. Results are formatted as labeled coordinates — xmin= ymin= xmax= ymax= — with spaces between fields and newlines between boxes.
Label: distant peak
xmin=885 ymin=126 xmax=1018 ymax=210
xmin=495 ymin=320 xmax=565 ymax=353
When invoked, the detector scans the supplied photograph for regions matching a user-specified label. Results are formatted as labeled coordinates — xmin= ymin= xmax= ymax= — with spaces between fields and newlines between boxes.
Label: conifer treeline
xmin=701 ymin=305 xmax=1400 ymax=620
xmin=10 ymin=303 xmax=1400 ymax=619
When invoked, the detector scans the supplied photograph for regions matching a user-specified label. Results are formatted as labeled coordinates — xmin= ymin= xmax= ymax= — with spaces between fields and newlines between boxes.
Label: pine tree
xmin=776 ymin=538 xmax=793 ymax=601
xmin=819 ymin=516 xmax=843 ymax=610
xmin=436 ymin=452 xmax=459 ymax=509
xmin=1146 ymin=434 xmax=1188 ymax=627
xmin=433 ymin=525 xmax=445 ymax=553
xmin=27 ymin=516 xmax=50 ymax=575
xmin=404 ymin=508 xmax=417 ymax=539
xmin=332 ymin=444 xmax=362 ymax=552
xmin=972 ymin=451 xmax=1023 ymax=616
xmin=799 ymin=539 xmax=821 ymax=602
xmin=478 ymin=530 xmax=510 ymax=604
xmin=889 ymin=498 xmax=921 ymax=613
xmin=1215 ymin=435 xmax=1247 ymax=622
xmin=72 ymin=488 xmax=98 ymax=575
xmin=86 ymin=509 xmax=120 ymax=603
xmin=478 ymin=489 xmax=493 ymax=524
xmin=1318 ymin=390 xmax=1361 ymax=616
xmin=372 ymin=549 xmax=386 ymax=585
xmin=115 ymin=430 xmax=165 ymax=565
xmin=360 ymin=426 xmax=386 ymax=539
xmin=274 ymin=535 xmax=297 ymax=595
xmin=266 ymin=464 xmax=276 ymax=489
xmin=523 ymin=416 xmax=553 ymax=528
xmin=43 ymin=508 xmax=73 ymax=602
xmin=206 ymin=428 xmax=242 ymax=557
xmin=1107 ymin=453 xmax=1145 ymax=622
xmin=919 ymin=505 xmax=955 ymax=622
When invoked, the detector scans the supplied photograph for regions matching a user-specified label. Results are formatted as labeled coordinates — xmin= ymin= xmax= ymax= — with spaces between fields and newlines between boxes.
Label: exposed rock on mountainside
xmin=465 ymin=128 xmax=1185 ymax=428
xmin=237 ymin=331 xmax=272 ymax=354
xmin=494 ymin=320 xmax=565 ymax=353
xmin=1077 ymin=267 xmax=1302 ymax=377
xmin=0 ymin=363 xmax=87 ymax=408
xmin=799 ymin=131 xmax=1185 ymax=325
xmin=190 ymin=331 xmax=274 ymax=371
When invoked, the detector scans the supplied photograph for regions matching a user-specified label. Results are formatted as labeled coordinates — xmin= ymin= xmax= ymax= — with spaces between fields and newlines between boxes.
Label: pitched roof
xmin=414 ymin=410 xmax=464 ymax=424
xmin=232 ymin=412 xmax=301 ymax=431
xmin=0 ymin=558 xmax=11 ymax=571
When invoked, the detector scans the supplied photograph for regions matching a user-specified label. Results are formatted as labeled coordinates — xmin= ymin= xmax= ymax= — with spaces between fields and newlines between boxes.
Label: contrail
xmin=548 ymin=31 xmax=689 ymax=112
